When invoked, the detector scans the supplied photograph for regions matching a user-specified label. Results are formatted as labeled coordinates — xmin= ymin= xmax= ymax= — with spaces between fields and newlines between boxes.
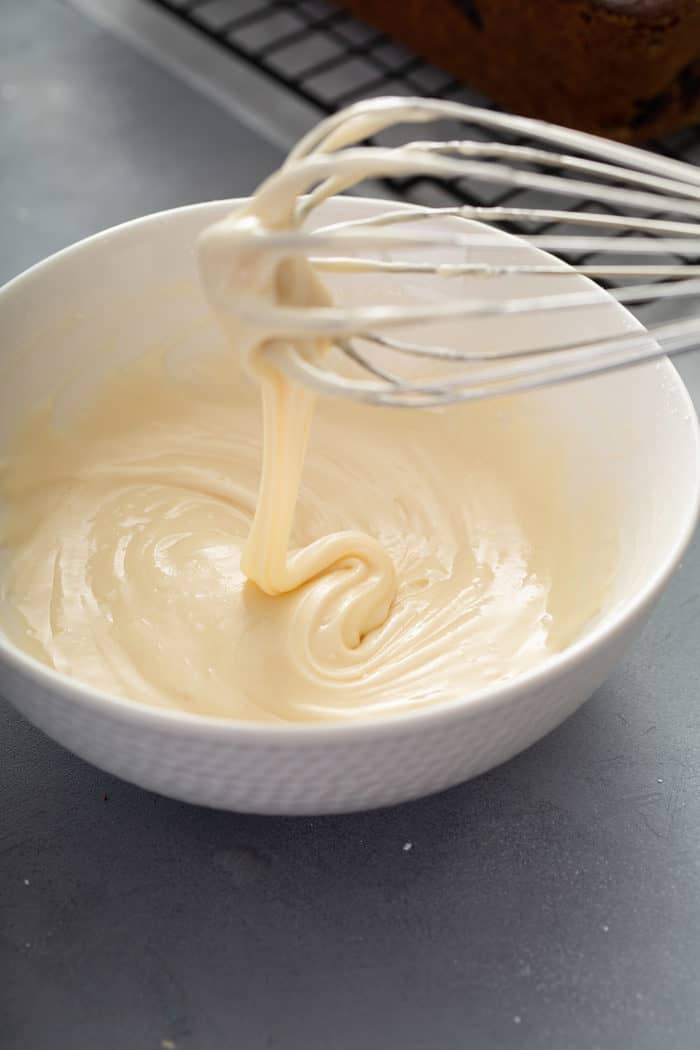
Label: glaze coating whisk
xmin=199 ymin=96 xmax=700 ymax=407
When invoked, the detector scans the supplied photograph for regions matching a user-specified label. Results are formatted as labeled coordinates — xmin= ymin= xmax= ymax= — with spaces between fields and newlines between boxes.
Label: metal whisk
xmin=200 ymin=96 xmax=700 ymax=407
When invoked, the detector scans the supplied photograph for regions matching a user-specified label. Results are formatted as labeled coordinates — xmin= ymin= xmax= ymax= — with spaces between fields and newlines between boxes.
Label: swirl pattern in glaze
xmin=0 ymin=352 xmax=615 ymax=721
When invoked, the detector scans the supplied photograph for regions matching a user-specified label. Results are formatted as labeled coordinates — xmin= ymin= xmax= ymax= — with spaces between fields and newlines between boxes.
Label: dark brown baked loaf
xmin=336 ymin=0 xmax=700 ymax=141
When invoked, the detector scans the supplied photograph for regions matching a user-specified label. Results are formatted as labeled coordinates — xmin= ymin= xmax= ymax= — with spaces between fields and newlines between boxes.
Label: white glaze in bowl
xmin=0 ymin=197 xmax=697 ymax=813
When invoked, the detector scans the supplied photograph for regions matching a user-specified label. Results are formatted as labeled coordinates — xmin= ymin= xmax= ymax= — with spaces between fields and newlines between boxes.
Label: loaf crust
xmin=336 ymin=0 xmax=700 ymax=141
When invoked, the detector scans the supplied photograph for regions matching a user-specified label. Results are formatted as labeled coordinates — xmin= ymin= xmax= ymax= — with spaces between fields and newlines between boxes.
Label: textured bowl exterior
xmin=0 ymin=198 xmax=698 ymax=814
xmin=2 ymin=602 xmax=646 ymax=814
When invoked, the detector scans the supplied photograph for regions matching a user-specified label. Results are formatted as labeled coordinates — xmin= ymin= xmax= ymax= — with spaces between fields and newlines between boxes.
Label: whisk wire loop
xmin=206 ymin=97 xmax=700 ymax=407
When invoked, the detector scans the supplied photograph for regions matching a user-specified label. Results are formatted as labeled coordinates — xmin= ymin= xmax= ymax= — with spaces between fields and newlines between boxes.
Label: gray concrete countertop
xmin=2 ymin=3 xmax=699 ymax=1048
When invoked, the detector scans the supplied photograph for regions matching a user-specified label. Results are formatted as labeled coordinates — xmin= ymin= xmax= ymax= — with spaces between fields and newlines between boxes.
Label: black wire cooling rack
xmin=146 ymin=0 xmax=700 ymax=294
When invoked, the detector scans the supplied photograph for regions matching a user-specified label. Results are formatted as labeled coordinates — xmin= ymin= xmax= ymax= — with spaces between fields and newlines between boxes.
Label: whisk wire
xmin=207 ymin=97 xmax=700 ymax=407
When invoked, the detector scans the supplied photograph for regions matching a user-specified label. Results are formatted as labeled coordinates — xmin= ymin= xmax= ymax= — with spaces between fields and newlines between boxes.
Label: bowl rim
xmin=0 ymin=197 xmax=698 ymax=742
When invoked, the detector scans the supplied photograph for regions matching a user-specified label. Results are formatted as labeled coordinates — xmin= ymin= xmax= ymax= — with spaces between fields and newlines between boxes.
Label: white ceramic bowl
xmin=0 ymin=198 xmax=698 ymax=814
